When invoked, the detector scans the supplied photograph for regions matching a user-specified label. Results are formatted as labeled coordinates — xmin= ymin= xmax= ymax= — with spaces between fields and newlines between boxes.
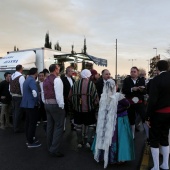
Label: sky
xmin=1 ymin=0 xmax=170 ymax=76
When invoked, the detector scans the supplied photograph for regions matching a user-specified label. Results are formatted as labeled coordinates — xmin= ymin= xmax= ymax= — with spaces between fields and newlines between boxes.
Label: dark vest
xmin=10 ymin=75 xmax=22 ymax=95
xmin=43 ymin=74 xmax=56 ymax=100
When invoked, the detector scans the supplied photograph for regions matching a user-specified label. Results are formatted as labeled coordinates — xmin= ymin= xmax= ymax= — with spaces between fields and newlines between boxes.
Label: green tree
xmin=44 ymin=32 xmax=52 ymax=49
xmin=149 ymin=55 xmax=160 ymax=77
xmin=54 ymin=42 xmax=61 ymax=51
xmin=14 ymin=46 xmax=16 ymax=51
xmin=49 ymin=41 xmax=52 ymax=49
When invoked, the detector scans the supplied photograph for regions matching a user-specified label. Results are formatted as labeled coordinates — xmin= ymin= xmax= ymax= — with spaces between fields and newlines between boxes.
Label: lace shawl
xmin=94 ymin=79 xmax=124 ymax=168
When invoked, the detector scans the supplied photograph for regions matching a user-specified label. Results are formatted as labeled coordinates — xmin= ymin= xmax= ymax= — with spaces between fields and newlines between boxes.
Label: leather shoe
xmin=49 ymin=152 xmax=64 ymax=157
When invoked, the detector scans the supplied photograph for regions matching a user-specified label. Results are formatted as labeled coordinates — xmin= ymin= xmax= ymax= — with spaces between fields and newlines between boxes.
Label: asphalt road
xmin=0 ymin=121 xmax=146 ymax=170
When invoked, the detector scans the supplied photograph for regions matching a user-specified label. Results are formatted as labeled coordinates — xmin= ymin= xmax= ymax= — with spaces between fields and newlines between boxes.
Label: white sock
xmin=131 ymin=125 xmax=135 ymax=139
xmin=160 ymin=146 xmax=169 ymax=169
xmin=150 ymin=147 xmax=159 ymax=170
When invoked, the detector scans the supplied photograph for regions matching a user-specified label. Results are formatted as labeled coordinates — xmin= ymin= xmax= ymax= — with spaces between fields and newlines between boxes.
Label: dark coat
xmin=0 ymin=80 xmax=12 ymax=104
xmin=146 ymin=71 xmax=170 ymax=118
xmin=61 ymin=76 xmax=75 ymax=113
xmin=95 ymin=78 xmax=104 ymax=99
xmin=122 ymin=76 xmax=146 ymax=101
xmin=61 ymin=76 xmax=75 ymax=99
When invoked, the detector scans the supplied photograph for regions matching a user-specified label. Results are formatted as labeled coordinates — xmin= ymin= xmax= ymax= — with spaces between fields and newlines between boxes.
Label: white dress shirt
xmin=132 ymin=78 xmax=137 ymax=85
xmin=54 ymin=77 xmax=64 ymax=109
xmin=103 ymin=79 xmax=107 ymax=84
xmin=159 ymin=71 xmax=166 ymax=75
xmin=39 ymin=81 xmax=45 ymax=103
xmin=66 ymin=76 xmax=73 ymax=87
xmin=131 ymin=78 xmax=138 ymax=92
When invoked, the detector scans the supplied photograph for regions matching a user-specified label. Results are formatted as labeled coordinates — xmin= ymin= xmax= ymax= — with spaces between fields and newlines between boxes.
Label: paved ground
xmin=140 ymin=142 xmax=170 ymax=170
xmin=0 ymin=121 xmax=146 ymax=170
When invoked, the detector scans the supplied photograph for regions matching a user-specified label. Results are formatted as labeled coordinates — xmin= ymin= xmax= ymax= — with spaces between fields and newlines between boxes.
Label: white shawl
xmin=94 ymin=79 xmax=124 ymax=168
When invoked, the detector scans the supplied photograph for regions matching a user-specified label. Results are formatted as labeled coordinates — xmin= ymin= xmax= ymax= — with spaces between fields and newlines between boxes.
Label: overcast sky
xmin=1 ymin=0 xmax=170 ymax=75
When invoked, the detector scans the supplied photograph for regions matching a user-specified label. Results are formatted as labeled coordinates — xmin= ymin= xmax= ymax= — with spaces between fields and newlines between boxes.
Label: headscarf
xmin=94 ymin=79 xmax=123 ymax=168
xmin=90 ymin=69 xmax=98 ymax=76
xmin=80 ymin=69 xmax=91 ymax=78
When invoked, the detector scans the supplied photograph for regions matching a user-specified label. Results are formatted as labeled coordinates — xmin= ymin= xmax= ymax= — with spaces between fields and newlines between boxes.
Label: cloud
xmin=1 ymin=0 xmax=170 ymax=75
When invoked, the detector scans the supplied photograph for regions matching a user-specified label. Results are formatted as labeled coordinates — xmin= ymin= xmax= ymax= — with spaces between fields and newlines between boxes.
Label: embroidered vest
xmin=10 ymin=75 xmax=22 ymax=95
xmin=43 ymin=74 xmax=56 ymax=100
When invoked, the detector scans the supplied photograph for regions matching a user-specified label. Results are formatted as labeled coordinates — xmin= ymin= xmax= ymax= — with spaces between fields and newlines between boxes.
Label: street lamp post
xmin=153 ymin=47 xmax=157 ymax=56
xmin=115 ymin=39 xmax=117 ymax=80
xmin=128 ymin=59 xmax=136 ymax=67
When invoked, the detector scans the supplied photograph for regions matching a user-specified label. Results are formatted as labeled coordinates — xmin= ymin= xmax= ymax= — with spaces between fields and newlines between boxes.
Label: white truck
xmin=0 ymin=47 xmax=69 ymax=80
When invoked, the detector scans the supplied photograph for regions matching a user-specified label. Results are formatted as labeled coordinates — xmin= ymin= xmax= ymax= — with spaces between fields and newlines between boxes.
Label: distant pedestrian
xmin=90 ymin=69 xmax=100 ymax=84
xmin=36 ymin=71 xmax=47 ymax=131
xmin=61 ymin=66 xmax=75 ymax=131
xmin=43 ymin=68 xmax=50 ymax=79
xmin=20 ymin=68 xmax=41 ymax=148
xmin=96 ymin=69 xmax=111 ymax=99
xmin=0 ymin=72 xmax=12 ymax=129
xmin=43 ymin=64 xmax=65 ymax=157
xmin=10 ymin=65 xmax=25 ymax=133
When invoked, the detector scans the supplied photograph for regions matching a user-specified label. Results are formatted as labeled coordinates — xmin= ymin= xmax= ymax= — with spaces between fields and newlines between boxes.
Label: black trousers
xmin=149 ymin=112 xmax=170 ymax=148
xmin=25 ymin=107 xmax=38 ymax=144
xmin=127 ymin=103 xmax=146 ymax=125
xmin=12 ymin=96 xmax=23 ymax=132
xmin=74 ymin=110 xmax=96 ymax=125
xmin=37 ymin=101 xmax=47 ymax=122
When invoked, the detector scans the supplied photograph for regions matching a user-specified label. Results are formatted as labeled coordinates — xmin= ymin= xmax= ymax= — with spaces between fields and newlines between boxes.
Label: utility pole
xmin=115 ymin=39 xmax=117 ymax=80
xmin=153 ymin=47 xmax=157 ymax=56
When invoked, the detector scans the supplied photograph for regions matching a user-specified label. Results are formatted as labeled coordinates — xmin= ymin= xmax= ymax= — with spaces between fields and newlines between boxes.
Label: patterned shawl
xmin=71 ymin=78 xmax=98 ymax=112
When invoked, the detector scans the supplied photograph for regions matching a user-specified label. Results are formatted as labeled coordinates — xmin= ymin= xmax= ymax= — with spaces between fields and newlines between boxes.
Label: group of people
xmin=0 ymin=60 xmax=169 ymax=170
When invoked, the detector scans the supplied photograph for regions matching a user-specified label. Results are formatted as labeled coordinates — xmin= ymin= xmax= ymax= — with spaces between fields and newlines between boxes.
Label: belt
xmin=156 ymin=107 xmax=170 ymax=113
xmin=45 ymin=99 xmax=57 ymax=104
xmin=11 ymin=93 xmax=22 ymax=97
